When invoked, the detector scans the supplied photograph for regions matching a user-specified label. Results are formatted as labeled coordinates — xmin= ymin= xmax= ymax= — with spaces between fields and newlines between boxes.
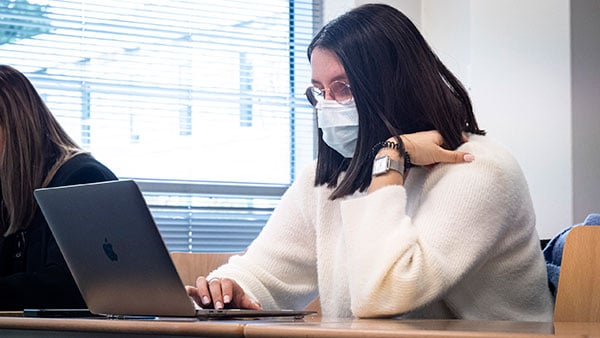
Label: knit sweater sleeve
xmin=208 ymin=164 xmax=319 ymax=310
xmin=340 ymin=138 xmax=536 ymax=317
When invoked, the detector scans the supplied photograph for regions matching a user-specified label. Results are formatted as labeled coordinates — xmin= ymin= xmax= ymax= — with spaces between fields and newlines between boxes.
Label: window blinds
xmin=1 ymin=0 xmax=321 ymax=251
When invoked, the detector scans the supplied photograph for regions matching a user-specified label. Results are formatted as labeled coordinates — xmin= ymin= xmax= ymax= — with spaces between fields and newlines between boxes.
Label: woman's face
xmin=310 ymin=48 xmax=349 ymax=101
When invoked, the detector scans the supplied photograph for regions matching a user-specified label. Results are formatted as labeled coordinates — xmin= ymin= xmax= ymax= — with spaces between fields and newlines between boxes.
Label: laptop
xmin=34 ymin=180 xmax=315 ymax=320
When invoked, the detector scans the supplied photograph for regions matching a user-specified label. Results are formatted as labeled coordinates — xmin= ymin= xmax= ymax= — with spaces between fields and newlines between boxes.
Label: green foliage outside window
xmin=0 ymin=0 xmax=51 ymax=45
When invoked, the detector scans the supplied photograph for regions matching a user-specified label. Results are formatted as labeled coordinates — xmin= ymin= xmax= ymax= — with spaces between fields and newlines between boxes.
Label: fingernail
xmin=215 ymin=301 xmax=223 ymax=309
xmin=463 ymin=154 xmax=475 ymax=162
xmin=202 ymin=296 xmax=210 ymax=305
xmin=223 ymin=295 xmax=231 ymax=304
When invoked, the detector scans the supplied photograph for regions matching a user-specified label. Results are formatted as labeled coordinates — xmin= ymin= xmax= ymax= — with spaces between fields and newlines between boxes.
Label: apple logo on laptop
xmin=103 ymin=238 xmax=118 ymax=261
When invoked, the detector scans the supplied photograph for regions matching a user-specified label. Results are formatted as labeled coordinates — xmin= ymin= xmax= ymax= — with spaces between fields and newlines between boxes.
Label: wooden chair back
xmin=170 ymin=252 xmax=240 ymax=286
xmin=554 ymin=225 xmax=600 ymax=322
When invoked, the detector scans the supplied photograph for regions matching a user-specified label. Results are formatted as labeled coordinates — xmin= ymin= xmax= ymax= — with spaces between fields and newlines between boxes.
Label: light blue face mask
xmin=316 ymin=100 xmax=358 ymax=158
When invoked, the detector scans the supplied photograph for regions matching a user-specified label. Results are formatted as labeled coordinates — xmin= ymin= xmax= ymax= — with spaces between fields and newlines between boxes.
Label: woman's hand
xmin=400 ymin=130 xmax=474 ymax=167
xmin=185 ymin=276 xmax=262 ymax=310
xmin=368 ymin=131 xmax=473 ymax=193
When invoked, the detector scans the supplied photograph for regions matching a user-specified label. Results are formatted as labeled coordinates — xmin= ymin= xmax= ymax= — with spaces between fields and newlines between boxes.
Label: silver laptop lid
xmin=34 ymin=180 xmax=196 ymax=317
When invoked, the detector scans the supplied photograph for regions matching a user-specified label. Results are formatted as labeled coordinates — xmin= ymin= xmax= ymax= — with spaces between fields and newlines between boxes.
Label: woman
xmin=187 ymin=4 xmax=553 ymax=320
xmin=0 ymin=65 xmax=118 ymax=310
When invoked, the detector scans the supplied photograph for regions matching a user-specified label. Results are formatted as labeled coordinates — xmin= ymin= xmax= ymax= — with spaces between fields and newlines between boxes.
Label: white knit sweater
xmin=209 ymin=135 xmax=554 ymax=320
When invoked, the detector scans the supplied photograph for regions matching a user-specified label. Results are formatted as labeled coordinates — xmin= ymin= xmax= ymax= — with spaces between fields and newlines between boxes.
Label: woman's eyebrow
xmin=331 ymin=75 xmax=349 ymax=82
xmin=310 ymin=75 xmax=349 ymax=86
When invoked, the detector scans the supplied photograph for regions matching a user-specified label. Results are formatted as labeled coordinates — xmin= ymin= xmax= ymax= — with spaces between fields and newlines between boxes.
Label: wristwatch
xmin=372 ymin=155 xmax=404 ymax=177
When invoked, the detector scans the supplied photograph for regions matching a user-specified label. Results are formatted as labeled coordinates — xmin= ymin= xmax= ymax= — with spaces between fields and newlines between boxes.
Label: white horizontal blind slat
xmin=1 ymin=0 xmax=321 ymax=252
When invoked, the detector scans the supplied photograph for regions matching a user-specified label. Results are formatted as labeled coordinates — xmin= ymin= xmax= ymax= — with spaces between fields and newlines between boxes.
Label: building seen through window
xmin=0 ymin=0 xmax=320 ymax=251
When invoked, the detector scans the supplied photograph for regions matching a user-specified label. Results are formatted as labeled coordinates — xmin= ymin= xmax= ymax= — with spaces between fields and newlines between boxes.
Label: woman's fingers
xmin=186 ymin=276 xmax=214 ymax=307
xmin=208 ymin=277 xmax=225 ymax=309
xmin=232 ymin=281 xmax=262 ymax=310
xmin=185 ymin=285 xmax=202 ymax=306
xmin=187 ymin=276 xmax=261 ymax=310
xmin=437 ymin=148 xmax=475 ymax=163
xmin=219 ymin=278 xmax=235 ymax=307
xmin=399 ymin=131 xmax=474 ymax=166
xmin=222 ymin=277 xmax=262 ymax=310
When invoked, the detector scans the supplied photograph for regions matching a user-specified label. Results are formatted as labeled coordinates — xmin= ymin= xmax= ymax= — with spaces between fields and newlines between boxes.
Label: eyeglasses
xmin=305 ymin=80 xmax=353 ymax=107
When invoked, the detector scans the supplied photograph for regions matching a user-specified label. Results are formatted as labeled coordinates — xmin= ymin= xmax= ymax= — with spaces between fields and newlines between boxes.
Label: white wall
xmin=571 ymin=0 xmax=600 ymax=227
xmin=321 ymin=0 xmax=600 ymax=238
xmin=462 ymin=1 xmax=571 ymax=239
xmin=323 ymin=0 xmax=420 ymax=23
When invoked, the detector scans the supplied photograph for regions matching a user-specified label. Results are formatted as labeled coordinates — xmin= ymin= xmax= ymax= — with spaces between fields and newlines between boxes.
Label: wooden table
xmin=245 ymin=317 xmax=558 ymax=337
xmin=2 ymin=313 xmax=600 ymax=337
xmin=0 ymin=314 xmax=245 ymax=338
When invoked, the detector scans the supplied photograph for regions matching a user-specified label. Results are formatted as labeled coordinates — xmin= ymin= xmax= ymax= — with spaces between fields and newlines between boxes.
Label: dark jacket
xmin=0 ymin=153 xmax=117 ymax=310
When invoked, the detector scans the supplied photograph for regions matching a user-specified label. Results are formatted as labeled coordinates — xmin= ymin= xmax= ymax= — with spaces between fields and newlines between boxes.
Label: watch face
xmin=372 ymin=156 xmax=389 ymax=176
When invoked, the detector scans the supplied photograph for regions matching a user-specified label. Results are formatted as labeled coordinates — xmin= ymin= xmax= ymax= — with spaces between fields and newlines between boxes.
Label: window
xmin=1 ymin=0 xmax=321 ymax=251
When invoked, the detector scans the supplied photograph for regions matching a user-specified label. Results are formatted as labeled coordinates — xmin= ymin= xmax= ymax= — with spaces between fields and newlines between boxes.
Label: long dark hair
xmin=308 ymin=4 xmax=485 ymax=199
xmin=0 ymin=65 xmax=84 ymax=235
